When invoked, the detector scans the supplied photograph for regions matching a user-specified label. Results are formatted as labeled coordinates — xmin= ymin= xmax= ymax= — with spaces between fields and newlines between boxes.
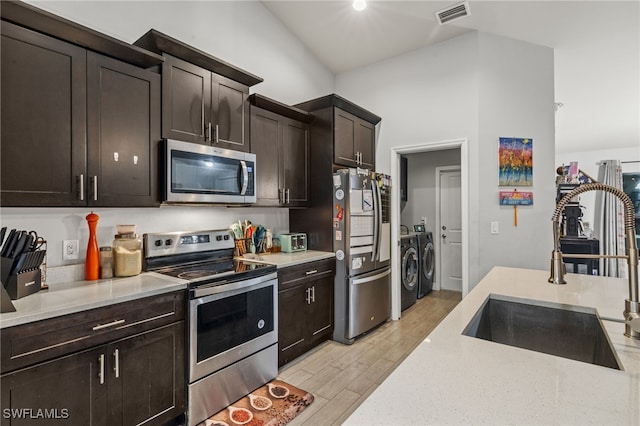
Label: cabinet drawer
xmin=278 ymin=258 xmax=335 ymax=291
xmin=1 ymin=290 xmax=185 ymax=374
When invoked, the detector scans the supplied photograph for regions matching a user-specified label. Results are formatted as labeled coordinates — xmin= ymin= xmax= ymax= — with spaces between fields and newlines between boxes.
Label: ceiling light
xmin=353 ymin=0 xmax=366 ymax=12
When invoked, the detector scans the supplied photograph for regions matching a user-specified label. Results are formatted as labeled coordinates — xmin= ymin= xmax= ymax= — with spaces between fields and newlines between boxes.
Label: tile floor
xmin=277 ymin=290 xmax=462 ymax=425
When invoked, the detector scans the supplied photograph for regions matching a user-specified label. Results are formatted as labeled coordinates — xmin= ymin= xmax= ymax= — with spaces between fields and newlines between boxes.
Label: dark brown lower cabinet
xmin=278 ymin=259 xmax=335 ymax=367
xmin=0 ymin=291 xmax=185 ymax=426
xmin=1 ymin=322 xmax=183 ymax=426
xmin=0 ymin=347 xmax=105 ymax=425
xmin=107 ymin=323 xmax=184 ymax=425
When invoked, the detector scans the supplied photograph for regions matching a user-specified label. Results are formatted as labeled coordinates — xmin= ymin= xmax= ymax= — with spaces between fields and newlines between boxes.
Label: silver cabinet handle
xmin=286 ymin=188 xmax=290 ymax=203
xmin=311 ymin=286 xmax=316 ymax=303
xmin=206 ymin=122 xmax=212 ymax=142
xmin=92 ymin=176 xmax=98 ymax=201
xmin=215 ymin=124 xmax=220 ymax=144
xmin=113 ymin=349 xmax=120 ymax=378
xmin=305 ymin=269 xmax=318 ymax=275
xmin=98 ymin=353 xmax=105 ymax=384
xmin=78 ymin=174 xmax=84 ymax=201
xmin=305 ymin=287 xmax=311 ymax=304
xmin=92 ymin=319 xmax=125 ymax=331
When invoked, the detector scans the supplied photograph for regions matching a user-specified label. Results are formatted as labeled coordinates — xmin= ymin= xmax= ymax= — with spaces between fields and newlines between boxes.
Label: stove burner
xmin=177 ymin=270 xmax=221 ymax=280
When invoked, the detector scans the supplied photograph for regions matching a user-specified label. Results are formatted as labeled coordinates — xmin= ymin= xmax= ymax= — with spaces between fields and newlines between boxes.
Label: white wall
xmin=6 ymin=1 xmax=335 ymax=267
xmin=400 ymin=149 xmax=461 ymax=233
xmin=476 ymin=33 xmax=556 ymax=280
xmin=28 ymin=1 xmax=334 ymax=104
xmin=336 ymin=32 xmax=555 ymax=288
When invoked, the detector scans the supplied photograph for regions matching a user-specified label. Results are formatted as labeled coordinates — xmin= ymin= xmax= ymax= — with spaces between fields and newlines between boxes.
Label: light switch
xmin=490 ymin=221 xmax=499 ymax=234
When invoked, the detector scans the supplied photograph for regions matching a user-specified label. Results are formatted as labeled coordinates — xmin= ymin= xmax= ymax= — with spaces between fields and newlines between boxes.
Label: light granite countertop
xmin=345 ymin=266 xmax=640 ymax=425
xmin=240 ymin=250 xmax=335 ymax=268
xmin=0 ymin=272 xmax=187 ymax=329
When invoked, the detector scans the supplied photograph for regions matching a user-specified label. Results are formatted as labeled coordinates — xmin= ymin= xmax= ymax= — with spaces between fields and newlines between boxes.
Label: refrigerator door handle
xmin=371 ymin=179 xmax=382 ymax=262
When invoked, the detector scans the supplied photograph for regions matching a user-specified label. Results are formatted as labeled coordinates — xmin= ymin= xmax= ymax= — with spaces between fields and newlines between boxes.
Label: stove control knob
xmin=154 ymin=240 xmax=163 ymax=247
xmin=216 ymin=235 xmax=222 ymax=241
xmin=223 ymin=235 xmax=230 ymax=240
xmin=165 ymin=239 xmax=173 ymax=246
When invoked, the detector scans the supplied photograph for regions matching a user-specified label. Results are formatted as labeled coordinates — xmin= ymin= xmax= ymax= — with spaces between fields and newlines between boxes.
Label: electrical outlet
xmin=63 ymin=240 xmax=79 ymax=260
xmin=490 ymin=221 xmax=499 ymax=235
xmin=421 ymin=216 xmax=427 ymax=225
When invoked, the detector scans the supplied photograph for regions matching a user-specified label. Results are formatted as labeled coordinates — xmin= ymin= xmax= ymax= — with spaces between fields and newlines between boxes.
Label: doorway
xmin=390 ymin=139 xmax=469 ymax=320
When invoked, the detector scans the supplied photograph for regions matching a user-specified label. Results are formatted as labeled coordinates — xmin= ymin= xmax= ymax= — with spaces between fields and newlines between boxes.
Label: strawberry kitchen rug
xmin=198 ymin=379 xmax=314 ymax=426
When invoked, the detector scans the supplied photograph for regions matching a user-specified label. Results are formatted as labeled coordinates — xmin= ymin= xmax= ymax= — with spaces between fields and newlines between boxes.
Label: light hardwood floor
xmin=277 ymin=290 xmax=462 ymax=425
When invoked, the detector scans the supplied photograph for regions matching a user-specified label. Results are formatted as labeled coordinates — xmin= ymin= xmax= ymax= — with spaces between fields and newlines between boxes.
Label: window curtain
xmin=593 ymin=160 xmax=627 ymax=278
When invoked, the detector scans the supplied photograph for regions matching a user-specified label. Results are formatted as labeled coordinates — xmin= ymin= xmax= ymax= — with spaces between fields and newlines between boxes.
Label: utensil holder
xmin=234 ymin=238 xmax=251 ymax=257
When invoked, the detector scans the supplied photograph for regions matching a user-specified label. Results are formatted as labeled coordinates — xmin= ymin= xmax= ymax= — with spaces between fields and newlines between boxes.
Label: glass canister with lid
xmin=113 ymin=225 xmax=142 ymax=277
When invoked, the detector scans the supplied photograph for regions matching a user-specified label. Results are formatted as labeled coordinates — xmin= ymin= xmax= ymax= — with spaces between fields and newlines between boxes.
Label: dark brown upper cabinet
xmin=0 ymin=19 xmax=161 ymax=207
xmin=295 ymin=94 xmax=381 ymax=169
xmin=249 ymin=94 xmax=312 ymax=207
xmin=134 ymin=29 xmax=263 ymax=152
xmin=1 ymin=20 xmax=87 ymax=206
xmin=87 ymin=53 xmax=161 ymax=207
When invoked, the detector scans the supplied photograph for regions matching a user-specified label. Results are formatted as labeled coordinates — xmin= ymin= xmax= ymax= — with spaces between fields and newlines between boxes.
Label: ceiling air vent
xmin=435 ymin=1 xmax=471 ymax=25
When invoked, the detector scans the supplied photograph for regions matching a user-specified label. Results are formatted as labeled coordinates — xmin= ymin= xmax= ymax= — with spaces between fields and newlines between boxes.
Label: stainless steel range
xmin=143 ymin=229 xmax=278 ymax=426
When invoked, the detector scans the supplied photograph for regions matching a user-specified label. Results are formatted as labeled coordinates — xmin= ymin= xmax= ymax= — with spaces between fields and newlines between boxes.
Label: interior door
xmin=439 ymin=169 xmax=462 ymax=291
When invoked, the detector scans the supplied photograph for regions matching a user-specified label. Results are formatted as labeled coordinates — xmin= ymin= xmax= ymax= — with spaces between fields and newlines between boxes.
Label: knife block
xmin=0 ymin=256 xmax=16 ymax=285
xmin=5 ymin=269 xmax=41 ymax=300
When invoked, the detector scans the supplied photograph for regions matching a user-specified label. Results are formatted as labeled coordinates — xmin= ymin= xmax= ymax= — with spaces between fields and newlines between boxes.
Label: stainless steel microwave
xmin=162 ymin=139 xmax=256 ymax=204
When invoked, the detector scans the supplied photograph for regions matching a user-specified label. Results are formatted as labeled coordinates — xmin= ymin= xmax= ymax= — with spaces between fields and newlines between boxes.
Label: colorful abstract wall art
xmin=498 ymin=137 xmax=533 ymax=186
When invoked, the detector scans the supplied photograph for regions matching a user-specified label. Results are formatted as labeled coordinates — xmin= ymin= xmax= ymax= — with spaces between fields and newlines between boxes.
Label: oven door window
xmin=196 ymin=285 xmax=274 ymax=362
xmin=172 ymin=150 xmax=242 ymax=195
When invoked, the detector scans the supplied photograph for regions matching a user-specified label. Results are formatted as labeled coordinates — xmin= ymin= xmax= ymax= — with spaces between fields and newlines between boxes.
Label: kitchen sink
xmin=462 ymin=295 xmax=622 ymax=370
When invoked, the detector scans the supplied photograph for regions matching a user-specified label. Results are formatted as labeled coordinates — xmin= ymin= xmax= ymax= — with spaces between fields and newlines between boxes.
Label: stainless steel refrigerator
xmin=332 ymin=168 xmax=391 ymax=344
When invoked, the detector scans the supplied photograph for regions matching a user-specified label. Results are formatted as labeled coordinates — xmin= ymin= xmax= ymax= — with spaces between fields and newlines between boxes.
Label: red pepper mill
xmin=85 ymin=211 xmax=100 ymax=280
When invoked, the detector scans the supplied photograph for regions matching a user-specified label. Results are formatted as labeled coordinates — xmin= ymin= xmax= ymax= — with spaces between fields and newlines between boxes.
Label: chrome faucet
xmin=549 ymin=182 xmax=640 ymax=339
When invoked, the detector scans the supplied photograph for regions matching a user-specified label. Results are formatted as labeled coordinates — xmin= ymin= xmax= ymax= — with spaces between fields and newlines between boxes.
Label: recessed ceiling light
xmin=353 ymin=0 xmax=366 ymax=12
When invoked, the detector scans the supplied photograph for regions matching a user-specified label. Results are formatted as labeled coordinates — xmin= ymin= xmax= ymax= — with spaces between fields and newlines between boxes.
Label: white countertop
xmin=0 ymin=272 xmax=187 ymax=329
xmin=239 ymin=250 xmax=335 ymax=268
xmin=345 ymin=267 xmax=640 ymax=425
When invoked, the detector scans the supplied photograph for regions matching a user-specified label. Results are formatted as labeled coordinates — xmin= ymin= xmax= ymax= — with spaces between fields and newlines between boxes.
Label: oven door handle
xmin=191 ymin=272 xmax=277 ymax=299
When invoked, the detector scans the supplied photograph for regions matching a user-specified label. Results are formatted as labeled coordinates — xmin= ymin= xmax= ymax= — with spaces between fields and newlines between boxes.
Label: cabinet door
xmin=307 ymin=272 xmax=334 ymax=344
xmin=356 ymin=119 xmax=375 ymax=169
xmin=0 ymin=21 xmax=86 ymax=207
xmin=250 ymin=106 xmax=282 ymax=206
xmin=87 ymin=52 xmax=161 ymax=207
xmin=162 ymin=54 xmax=210 ymax=144
xmin=106 ymin=322 xmax=185 ymax=426
xmin=282 ymin=118 xmax=310 ymax=207
xmin=0 ymin=348 xmax=107 ymax=426
xmin=107 ymin=321 xmax=185 ymax=425
xmin=278 ymin=286 xmax=307 ymax=367
xmin=333 ymin=108 xmax=358 ymax=167
xmin=211 ymin=74 xmax=250 ymax=152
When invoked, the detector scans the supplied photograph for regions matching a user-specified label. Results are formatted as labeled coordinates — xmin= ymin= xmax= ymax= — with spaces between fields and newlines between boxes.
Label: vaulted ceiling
xmin=263 ymin=1 xmax=640 ymax=154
